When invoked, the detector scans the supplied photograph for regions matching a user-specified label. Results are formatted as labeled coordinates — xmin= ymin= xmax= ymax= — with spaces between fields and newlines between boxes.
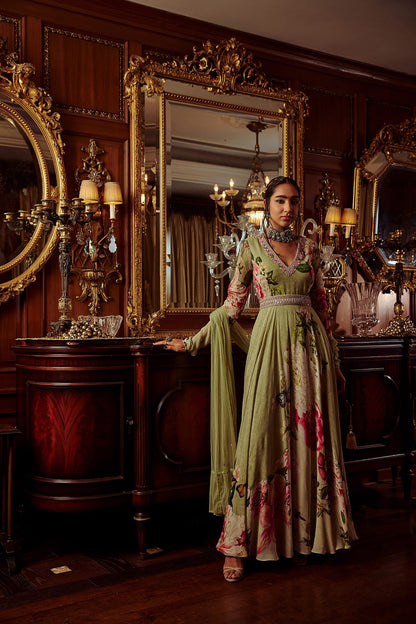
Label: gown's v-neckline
xmin=259 ymin=233 xmax=306 ymax=276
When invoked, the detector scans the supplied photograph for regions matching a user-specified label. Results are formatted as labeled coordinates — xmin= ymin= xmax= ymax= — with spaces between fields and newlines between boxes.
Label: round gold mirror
xmin=0 ymin=46 xmax=66 ymax=303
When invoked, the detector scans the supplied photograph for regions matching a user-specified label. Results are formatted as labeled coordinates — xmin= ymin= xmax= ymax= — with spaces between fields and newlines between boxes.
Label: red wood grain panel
xmin=43 ymin=26 xmax=125 ymax=119
xmin=27 ymin=381 xmax=123 ymax=478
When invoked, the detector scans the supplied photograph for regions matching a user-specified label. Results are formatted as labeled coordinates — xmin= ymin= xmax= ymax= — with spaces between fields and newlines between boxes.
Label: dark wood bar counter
xmin=13 ymin=336 xmax=415 ymax=554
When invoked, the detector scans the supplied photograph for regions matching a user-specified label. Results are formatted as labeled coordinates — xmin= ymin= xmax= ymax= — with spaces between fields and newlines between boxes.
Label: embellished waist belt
xmin=259 ymin=295 xmax=311 ymax=309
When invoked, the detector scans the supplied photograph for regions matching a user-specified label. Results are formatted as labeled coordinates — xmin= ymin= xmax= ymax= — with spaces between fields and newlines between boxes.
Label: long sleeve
xmin=185 ymin=240 xmax=253 ymax=356
xmin=223 ymin=240 xmax=253 ymax=320
xmin=309 ymin=244 xmax=340 ymax=368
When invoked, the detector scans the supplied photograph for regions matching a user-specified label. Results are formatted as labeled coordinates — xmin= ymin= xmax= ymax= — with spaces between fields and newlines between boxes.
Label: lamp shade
xmin=341 ymin=208 xmax=358 ymax=226
xmin=79 ymin=179 xmax=99 ymax=204
xmin=324 ymin=205 xmax=342 ymax=225
xmin=104 ymin=182 xmax=123 ymax=205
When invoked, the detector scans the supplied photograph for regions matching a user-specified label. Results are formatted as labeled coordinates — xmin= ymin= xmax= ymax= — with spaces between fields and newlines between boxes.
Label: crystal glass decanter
xmin=346 ymin=282 xmax=382 ymax=337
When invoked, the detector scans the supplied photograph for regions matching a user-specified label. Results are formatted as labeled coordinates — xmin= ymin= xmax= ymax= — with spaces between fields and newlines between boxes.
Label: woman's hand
xmin=335 ymin=367 xmax=346 ymax=394
xmin=154 ymin=337 xmax=187 ymax=352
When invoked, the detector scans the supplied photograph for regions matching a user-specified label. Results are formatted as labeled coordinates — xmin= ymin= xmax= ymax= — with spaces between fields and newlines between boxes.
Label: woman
xmin=156 ymin=176 xmax=357 ymax=582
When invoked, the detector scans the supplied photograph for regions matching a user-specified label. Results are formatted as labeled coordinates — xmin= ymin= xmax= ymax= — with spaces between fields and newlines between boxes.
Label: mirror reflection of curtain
xmin=169 ymin=213 xmax=226 ymax=308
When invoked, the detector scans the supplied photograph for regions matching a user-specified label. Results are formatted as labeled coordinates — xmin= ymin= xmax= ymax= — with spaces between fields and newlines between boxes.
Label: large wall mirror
xmin=125 ymin=38 xmax=308 ymax=335
xmin=353 ymin=117 xmax=416 ymax=289
xmin=0 ymin=44 xmax=66 ymax=304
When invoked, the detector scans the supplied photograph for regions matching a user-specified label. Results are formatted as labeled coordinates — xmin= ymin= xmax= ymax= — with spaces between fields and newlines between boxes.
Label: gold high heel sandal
xmin=223 ymin=560 xmax=244 ymax=582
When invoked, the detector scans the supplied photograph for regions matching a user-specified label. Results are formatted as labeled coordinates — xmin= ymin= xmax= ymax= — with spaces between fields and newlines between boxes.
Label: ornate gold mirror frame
xmin=0 ymin=43 xmax=66 ymax=304
xmin=353 ymin=117 xmax=416 ymax=291
xmin=124 ymin=38 xmax=308 ymax=336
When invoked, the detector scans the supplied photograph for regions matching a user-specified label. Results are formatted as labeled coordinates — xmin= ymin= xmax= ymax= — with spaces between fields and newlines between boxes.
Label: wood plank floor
xmin=1 ymin=479 xmax=416 ymax=623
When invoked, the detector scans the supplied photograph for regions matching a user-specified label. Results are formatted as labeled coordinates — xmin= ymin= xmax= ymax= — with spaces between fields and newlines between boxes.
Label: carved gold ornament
xmin=124 ymin=38 xmax=307 ymax=335
xmin=0 ymin=39 xmax=66 ymax=304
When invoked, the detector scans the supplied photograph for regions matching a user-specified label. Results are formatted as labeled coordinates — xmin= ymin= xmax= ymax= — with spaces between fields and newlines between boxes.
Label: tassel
xmin=345 ymin=400 xmax=358 ymax=449
xmin=346 ymin=426 xmax=357 ymax=449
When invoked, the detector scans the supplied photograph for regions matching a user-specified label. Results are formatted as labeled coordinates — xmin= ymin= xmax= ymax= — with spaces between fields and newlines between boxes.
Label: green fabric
xmin=208 ymin=307 xmax=237 ymax=515
xmin=185 ymin=310 xmax=250 ymax=515
xmin=214 ymin=235 xmax=357 ymax=560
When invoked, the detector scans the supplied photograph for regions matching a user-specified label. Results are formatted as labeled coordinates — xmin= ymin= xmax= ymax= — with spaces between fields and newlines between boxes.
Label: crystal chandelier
xmin=241 ymin=119 xmax=270 ymax=226
xmin=208 ymin=118 xmax=270 ymax=231
xmin=204 ymin=119 xmax=271 ymax=296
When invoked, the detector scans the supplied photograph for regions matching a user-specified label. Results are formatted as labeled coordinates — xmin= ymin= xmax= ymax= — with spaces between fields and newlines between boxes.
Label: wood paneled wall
xmin=1 ymin=0 xmax=416 ymax=425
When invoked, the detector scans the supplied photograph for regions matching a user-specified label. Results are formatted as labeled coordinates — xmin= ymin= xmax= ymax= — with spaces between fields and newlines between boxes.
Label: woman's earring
xmin=264 ymin=208 xmax=270 ymax=227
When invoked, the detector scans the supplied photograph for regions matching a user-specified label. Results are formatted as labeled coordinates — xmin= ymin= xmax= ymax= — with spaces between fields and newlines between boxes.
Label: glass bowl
xmin=77 ymin=315 xmax=123 ymax=337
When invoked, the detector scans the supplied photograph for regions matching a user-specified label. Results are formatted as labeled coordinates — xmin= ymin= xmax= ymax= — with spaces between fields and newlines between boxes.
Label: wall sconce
xmin=71 ymin=139 xmax=123 ymax=319
xmin=340 ymin=208 xmax=358 ymax=240
xmin=312 ymin=174 xmax=356 ymax=326
xmin=324 ymin=204 xmax=357 ymax=254
xmin=79 ymin=179 xmax=99 ymax=210
xmin=324 ymin=204 xmax=342 ymax=238
xmin=104 ymin=182 xmax=123 ymax=220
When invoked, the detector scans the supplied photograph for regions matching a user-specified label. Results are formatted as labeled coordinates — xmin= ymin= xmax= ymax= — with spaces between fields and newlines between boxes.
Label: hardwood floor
xmin=1 ymin=479 xmax=416 ymax=623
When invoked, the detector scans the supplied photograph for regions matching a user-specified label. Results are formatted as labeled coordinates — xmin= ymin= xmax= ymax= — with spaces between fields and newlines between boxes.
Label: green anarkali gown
xmin=187 ymin=233 xmax=357 ymax=561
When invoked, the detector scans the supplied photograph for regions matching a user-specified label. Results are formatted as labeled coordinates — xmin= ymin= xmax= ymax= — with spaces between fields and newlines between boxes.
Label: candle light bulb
xmin=229 ymin=179 xmax=234 ymax=188
xmin=265 ymin=176 xmax=270 ymax=185
xmin=214 ymin=184 xmax=219 ymax=193
xmin=104 ymin=181 xmax=123 ymax=220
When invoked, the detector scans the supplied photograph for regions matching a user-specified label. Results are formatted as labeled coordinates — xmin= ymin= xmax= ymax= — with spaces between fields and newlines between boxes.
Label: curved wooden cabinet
xmin=14 ymin=341 xmax=135 ymax=513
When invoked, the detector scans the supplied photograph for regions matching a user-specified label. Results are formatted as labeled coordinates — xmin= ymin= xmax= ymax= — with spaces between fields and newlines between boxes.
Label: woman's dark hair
xmin=262 ymin=176 xmax=301 ymax=207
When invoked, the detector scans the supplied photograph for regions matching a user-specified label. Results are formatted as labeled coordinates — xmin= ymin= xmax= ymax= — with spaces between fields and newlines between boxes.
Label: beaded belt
xmin=259 ymin=295 xmax=311 ymax=309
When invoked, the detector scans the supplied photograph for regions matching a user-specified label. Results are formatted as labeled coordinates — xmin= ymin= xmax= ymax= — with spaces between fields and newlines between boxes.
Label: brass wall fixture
xmin=302 ymin=174 xmax=352 ymax=322
xmin=35 ymin=139 xmax=123 ymax=335
xmin=71 ymin=139 xmax=123 ymax=317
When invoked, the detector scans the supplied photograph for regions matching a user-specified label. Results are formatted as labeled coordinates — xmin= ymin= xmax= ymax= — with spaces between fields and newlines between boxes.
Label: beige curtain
xmin=170 ymin=213 xmax=226 ymax=308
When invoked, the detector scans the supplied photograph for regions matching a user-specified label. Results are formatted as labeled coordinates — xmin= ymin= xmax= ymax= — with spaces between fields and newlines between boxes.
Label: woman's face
xmin=266 ymin=182 xmax=300 ymax=231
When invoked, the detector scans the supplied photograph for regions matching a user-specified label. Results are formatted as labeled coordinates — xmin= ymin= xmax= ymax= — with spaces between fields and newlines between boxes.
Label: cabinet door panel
xmin=347 ymin=368 xmax=400 ymax=450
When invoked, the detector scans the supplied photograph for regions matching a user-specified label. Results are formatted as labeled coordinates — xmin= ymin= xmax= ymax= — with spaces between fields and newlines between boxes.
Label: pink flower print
xmin=294 ymin=403 xmax=324 ymax=451
xmin=253 ymin=481 xmax=277 ymax=556
xmin=328 ymin=457 xmax=346 ymax=503
xmin=274 ymin=448 xmax=291 ymax=475
xmin=249 ymin=480 xmax=269 ymax=512
xmin=252 ymin=263 xmax=264 ymax=301
xmin=318 ymin=452 xmax=327 ymax=481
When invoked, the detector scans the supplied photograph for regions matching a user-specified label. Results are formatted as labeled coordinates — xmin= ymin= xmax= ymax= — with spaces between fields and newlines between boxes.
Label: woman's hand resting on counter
xmin=154 ymin=337 xmax=187 ymax=352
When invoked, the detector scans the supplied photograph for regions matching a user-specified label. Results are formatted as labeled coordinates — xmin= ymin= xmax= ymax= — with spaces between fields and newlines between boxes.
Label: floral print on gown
xmin=215 ymin=233 xmax=357 ymax=561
